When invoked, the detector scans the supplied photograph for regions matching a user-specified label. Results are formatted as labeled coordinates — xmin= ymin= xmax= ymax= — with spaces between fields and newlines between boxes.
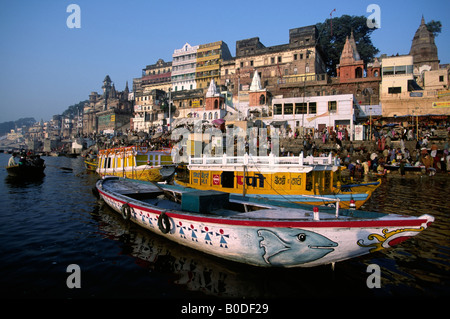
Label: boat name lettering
xmin=193 ymin=171 xmax=209 ymax=184
xmin=291 ymin=175 xmax=302 ymax=185
xmin=274 ymin=175 xmax=286 ymax=185
xmin=237 ymin=174 xmax=265 ymax=188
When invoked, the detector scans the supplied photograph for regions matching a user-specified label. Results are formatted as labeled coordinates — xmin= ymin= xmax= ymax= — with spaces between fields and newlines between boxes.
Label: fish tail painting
xmin=257 ymin=229 xmax=338 ymax=266
xmin=357 ymin=227 xmax=425 ymax=252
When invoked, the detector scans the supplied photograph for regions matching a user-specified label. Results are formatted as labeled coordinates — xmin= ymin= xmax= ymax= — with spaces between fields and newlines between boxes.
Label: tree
xmin=316 ymin=15 xmax=379 ymax=76
xmin=426 ymin=20 xmax=442 ymax=37
xmin=62 ymin=100 xmax=88 ymax=118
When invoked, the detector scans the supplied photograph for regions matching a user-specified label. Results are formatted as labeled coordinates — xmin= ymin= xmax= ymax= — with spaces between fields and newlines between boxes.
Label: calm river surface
xmin=0 ymin=153 xmax=449 ymax=304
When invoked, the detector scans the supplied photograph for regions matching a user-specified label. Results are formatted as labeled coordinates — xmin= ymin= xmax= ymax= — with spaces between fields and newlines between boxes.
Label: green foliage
xmin=62 ymin=100 xmax=88 ymax=118
xmin=0 ymin=118 xmax=36 ymax=136
xmin=426 ymin=20 xmax=442 ymax=37
xmin=316 ymin=15 xmax=379 ymax=76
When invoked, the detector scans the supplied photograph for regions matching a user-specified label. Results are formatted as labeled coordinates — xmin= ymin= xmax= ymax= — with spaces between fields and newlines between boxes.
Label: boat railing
xmin=188 ymin=152 xmax=335 ymax=167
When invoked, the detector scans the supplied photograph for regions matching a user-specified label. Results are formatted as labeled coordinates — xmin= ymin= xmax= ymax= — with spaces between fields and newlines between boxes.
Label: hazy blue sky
xmin=1 ymin=0 xmax=449 ymax=122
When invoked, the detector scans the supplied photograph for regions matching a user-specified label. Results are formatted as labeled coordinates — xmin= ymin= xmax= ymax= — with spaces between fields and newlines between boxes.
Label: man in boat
xmin=33 ymin=155 xmax=45 ymax=167
xmin=8 ymin=152 xmax=17 ymax=167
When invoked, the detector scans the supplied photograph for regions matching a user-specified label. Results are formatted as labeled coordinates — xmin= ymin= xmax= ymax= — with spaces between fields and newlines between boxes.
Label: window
xmin=274 ymin=104 xmax=283 ymax=115
xmin=328 ymin=101 xmax=337 ymax=113
xmin=278 ymin=56 xmax=282 ymax=63
xmin=395 ymin=65 xmax=406 ymax=75
xmin=259 ymin=94 xmax=266 ymax=105
xmin=382 ymin=66 xmax=394 ymax=76
xmin=295 ymin=103 xmax=307 ymax=114
xmin=439 ymin=75 xmax=444 ymax=82
xmin=250 ymin=60 xmax=253 ymax=66
xmin=308 ymin=102 xmax=316 ymax=114
xmin=388 ymin=87 xmax=402 ymax=94
xmin=294 ymin=54 xmax=297 ymax=60
xmin=284 ymin=103 xmax=293 ymax=115
xmin=271 ymin=57 xmax=275 ymax=64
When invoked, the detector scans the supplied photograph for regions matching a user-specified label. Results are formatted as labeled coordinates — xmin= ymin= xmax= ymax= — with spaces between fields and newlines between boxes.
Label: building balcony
xmin=196 ymin=64 xmax=220 ymax=73
xmin=277 ymin=73 xmax=328 ymax=88
xmin=197 ymin=54 xmax=220 ymax=63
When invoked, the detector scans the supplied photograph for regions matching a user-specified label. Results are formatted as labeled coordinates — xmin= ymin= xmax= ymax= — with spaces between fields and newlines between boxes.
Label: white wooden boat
xmin=96 ymin=176 xmax=434 ymax=268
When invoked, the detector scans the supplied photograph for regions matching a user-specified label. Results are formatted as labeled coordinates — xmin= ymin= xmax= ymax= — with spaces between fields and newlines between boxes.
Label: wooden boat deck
xmin=100 ymin=177 xmax=367 ymax=221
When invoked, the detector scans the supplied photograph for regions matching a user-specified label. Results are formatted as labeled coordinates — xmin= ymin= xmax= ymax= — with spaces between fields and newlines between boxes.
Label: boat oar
xmin=46 ymin=164 xmax=73 ymax=171
xmin=151 ymin=182 xmax=180 ymax=203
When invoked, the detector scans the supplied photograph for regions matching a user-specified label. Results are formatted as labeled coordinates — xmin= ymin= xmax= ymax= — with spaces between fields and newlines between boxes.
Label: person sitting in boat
xmin=8 ymin=153 xmax=18 ymax=167
xmin=18 ymin=155 xmax=27 ymax=166
xmin=33 ymin=155 xmax=45 ymax=167
xmin=377 ymin=163 xmax=386 ymax=176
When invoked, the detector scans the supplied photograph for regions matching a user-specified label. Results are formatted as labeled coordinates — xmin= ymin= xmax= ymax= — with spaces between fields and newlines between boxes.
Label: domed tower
xmin=410 ymin=16 xmax=440 ymax=74
xmin=102 ymin=75 xmax=112 ymax=98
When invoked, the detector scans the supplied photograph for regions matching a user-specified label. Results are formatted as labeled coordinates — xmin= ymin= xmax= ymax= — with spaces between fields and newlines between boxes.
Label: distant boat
xmin=97 ymin=176 xmax=434 ymax=268
xmin=84 ymin=155 xmax=98 ymax=172
xmin=96 ymin=146 xmax=175 ymax=182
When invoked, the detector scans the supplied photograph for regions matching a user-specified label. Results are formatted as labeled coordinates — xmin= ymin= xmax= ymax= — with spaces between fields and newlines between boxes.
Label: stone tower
xmin=410 ymin=16 xmax=440 ymax=74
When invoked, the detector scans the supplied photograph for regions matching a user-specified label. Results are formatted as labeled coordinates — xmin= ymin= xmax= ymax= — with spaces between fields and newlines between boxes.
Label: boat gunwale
xmin=97 ymin=179 xmax=431 ymax=229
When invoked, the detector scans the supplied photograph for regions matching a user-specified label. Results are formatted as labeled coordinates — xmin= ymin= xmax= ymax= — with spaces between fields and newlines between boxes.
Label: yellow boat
xmin=84 ymin=155 xmax=98 ymax=172
xmin=97 ymin=146 xmax=175 ymax=182
xmin=175 ymin=153 xmax=381 ymax=209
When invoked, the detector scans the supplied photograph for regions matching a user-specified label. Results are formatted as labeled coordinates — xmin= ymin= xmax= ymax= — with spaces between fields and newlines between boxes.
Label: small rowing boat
xmin=6 ymin=164 xmax=45 ymax=178
xmin=97 ymin=176 xmax=433 ymax=268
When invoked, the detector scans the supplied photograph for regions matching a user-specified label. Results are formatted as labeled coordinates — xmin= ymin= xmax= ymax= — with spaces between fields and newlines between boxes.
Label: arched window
xmin=214 ymin=112 xmax=218 ymax=119
xmin=259 ymin=94 xmax=266 ymax=105
xmin=214 ymin=99 xmax=219 ymax=109
xmin=355 ymin=67 xmax=363 ymax=78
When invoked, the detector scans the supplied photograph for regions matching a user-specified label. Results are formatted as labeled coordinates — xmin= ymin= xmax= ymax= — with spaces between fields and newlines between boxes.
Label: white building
xmin=172 ymin=43 xmax=199 ymax=92
xmin=271 ymin=94 xmax=358 ymax=139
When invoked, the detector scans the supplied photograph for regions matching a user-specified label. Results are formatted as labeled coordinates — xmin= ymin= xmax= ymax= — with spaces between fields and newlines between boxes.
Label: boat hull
xmin=84 ymin=159 xmax=98 ymax=172
xmin=97 ymin=178 xmax=433 ymax=268
xmin=6 ymin=165 xmax=45 ymax=178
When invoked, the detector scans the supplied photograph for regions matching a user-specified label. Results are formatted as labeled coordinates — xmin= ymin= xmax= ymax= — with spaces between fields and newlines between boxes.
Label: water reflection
xmin=95 ymin=202 xmax=372 ymax=298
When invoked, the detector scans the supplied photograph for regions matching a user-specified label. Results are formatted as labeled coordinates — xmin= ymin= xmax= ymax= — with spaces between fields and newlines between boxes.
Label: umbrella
xmin=212 ymin=119 xmax=225 ymax=126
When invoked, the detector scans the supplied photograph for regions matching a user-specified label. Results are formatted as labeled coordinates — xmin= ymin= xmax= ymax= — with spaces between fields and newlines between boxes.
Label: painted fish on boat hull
xmin=258 ymin=229 xmax=338 ymax=266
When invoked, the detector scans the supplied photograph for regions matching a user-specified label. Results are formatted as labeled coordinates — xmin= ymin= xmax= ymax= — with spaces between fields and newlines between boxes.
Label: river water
xmin=0 ymin=153 xmax=449 ymax=303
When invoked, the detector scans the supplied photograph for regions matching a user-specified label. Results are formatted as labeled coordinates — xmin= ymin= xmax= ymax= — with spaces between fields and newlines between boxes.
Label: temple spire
xmin=250 ymin=70 xmax=263 ymax=91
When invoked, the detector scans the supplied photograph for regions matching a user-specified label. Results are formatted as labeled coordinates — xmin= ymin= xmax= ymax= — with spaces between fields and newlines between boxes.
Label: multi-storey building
xmin=272 ymin=93 xmax=358 ymax=138
xmin=82 ymin=76 xmax=133 ymax=134
xmin=133 ymin=89 xmax=166 ymax=132
xmin=141 ymin=59 xmax=172 ymax=92
xmin=172 ymin=43 xmax=199 ymax=92
xmin=380 ymin=55 xmax=450 ymax=118
xmin=220 ymin=26 xmax=327 ymax=105
xmin=196 ymin=41 xmax=232 ymax=90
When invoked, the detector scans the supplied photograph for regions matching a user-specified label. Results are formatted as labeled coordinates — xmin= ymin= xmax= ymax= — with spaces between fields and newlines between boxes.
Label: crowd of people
xmin=81 ymin=123 xmax=449 ymax=178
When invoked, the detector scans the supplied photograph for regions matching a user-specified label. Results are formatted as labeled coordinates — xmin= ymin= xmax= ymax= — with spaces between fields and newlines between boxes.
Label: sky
xmin=0 ymin=0 xmax=449 ymax=123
